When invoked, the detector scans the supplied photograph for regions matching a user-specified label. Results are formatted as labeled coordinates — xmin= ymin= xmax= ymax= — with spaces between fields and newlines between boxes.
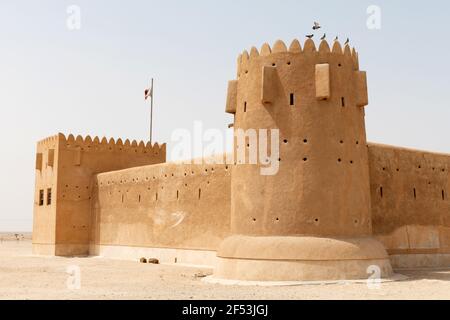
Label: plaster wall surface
xmin=89 ymin=161 xmax=231 ymax=264
xmin=32 ymin=136 xmax=59 ymax=255
xmin=32 ymin=133 xmax=166 ymax=256
xmin=368 ymin=143 xmax=450 ymax=267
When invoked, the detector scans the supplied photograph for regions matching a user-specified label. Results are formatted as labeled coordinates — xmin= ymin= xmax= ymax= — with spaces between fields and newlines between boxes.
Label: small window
xmin=46 ymin=188 xmax=52 ymax=205
xmin=290 ymin=93 xmax=295 ymax=106
xmin=244 ymin=102 xmax=247 ymax=112
xmin=39 ymin=190 xmax=44 ymax=206
xmin=341 ymin=97 xmax=345 ymax=107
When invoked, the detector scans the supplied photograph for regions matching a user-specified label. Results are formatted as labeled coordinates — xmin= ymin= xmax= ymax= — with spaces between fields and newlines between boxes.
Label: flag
xmin=144 ymin=84 xmax=153 ymax=100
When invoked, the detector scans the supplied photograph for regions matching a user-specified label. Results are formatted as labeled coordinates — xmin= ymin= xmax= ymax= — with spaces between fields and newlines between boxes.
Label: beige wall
xmin=368 ymin=143 xmax=450 ymax=260
xmin=32 ymin=135 xmax=59 ymax=255
xmin=33 ymin=133 xmax=166 ymax=256
xmin=89 ymin=161 xmax=231 ymax=256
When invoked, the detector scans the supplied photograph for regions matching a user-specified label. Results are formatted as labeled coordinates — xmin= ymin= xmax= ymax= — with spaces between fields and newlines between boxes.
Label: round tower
xmin=215 ymin=39 xmax=393 ymax=281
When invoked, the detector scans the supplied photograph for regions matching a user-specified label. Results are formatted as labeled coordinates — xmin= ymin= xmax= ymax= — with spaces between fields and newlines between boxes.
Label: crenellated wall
xmin=368 ymin=143 xmax=450 ymax=268
xmin=33 ymin=133 xmax=166 ymax=256
xmin=32 ymin=38 xmax=450 ymax=275
xmin=89 ymin=161 xmax=231 ymax=266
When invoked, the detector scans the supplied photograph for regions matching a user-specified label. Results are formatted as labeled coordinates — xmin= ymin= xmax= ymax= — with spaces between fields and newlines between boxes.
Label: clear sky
xmin=0 ymin=0 xmax=449 ymax=231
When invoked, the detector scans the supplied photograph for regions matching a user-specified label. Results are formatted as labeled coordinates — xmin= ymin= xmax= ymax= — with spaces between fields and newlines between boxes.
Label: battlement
xmin=37 ymin=134 xmax=59 ymax=147
xmin=57 ymin=133 xmax=166 ymax=155
xmin=237 ymin=39 xmax=359 ymax=77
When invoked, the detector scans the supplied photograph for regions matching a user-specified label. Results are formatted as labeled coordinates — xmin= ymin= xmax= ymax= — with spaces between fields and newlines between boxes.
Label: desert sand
xmin=0 ymin=235 xmax=449 ymax=300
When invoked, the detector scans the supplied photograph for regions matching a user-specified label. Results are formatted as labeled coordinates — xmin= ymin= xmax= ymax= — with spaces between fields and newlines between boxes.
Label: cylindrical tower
xmin=215 ymin=39 xmax=393 ymax=281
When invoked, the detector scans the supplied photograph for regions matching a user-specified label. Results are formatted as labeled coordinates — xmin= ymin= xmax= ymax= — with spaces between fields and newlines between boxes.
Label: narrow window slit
xmin=380 ymin=187 xmax=383 ymax=198
xmin=341 ymin=97 xmax=345 ymax=107
xmin=198 ymin=188 xmax=201 ymax=200
xmin=39 ymin=190 xmax=44 ymax=206
xmin=244 ymin=102 xmax=247 ymax=112
xmin=442 ymin=190 xmax=445 ymax=201
xmin=413 ymin=188 xmax=417 ymax=199
xmin=290 ymin=93 xmax=294 ymax=106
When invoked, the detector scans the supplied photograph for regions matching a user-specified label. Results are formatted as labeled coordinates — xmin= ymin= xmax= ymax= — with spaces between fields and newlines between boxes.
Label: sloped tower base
xmin=214 ymin=236 xmax=393 ymax=281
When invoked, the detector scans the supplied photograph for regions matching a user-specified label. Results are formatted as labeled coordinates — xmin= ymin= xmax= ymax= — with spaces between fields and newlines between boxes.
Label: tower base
xmin=214 ymin=235 xmax=393 ymax=281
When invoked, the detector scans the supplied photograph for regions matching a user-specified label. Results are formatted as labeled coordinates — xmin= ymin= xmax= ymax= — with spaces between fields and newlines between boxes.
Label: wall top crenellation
xmin=237 ymin=39 xmax=359 ymax=75
xmin=38 ymin=133 xmax=166 ymax=154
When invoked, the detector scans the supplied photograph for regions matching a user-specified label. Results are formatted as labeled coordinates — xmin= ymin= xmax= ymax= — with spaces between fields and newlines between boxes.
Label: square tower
xmin=32 ymin=133 xmax=166 ymax=256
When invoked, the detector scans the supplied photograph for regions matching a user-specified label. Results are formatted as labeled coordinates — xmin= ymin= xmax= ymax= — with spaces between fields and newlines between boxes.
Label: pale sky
xmin=1 ymin=0 xmax=449 ymax=231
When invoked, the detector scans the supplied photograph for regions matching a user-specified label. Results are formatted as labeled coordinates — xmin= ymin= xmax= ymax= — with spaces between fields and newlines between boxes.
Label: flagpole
xmin=150 ymin=78 xmax=153 ymax=144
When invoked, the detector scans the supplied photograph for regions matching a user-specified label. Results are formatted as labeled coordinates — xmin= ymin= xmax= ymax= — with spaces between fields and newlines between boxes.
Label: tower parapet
xmin=215 ymin=39 xmax=392 ymax=281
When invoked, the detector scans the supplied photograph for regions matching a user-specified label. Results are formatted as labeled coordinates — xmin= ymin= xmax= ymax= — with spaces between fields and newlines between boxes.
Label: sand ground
xmin=0 ymin=238 xmax=449 ymax=300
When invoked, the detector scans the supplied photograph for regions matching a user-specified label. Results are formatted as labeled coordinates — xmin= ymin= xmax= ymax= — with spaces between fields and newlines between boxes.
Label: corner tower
xmin=215 ymin=39 xmax=393 ymax=281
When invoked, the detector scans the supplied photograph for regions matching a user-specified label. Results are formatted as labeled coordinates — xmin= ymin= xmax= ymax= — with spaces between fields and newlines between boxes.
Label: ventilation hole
xmin=396 ymin=168 xmax=400 ymax=172
xmin=252 ymin=218 xmax=257 ymax=222
xmin=290 ymin=93 xmax=294 ymax=106
xmin=303 ymin=139 xmax=308 ymax=143
xmin=272 ymin=63 xmax=276 ymax=67
xmin=275 ymin=217 xmax=279 ymax=222
xmin=121 ymin=195 xmax=124 ymax=203
xmin=244 ymin=101 xmax=247 ymax=112
xmin=338 ymin=63 xmax=342 ymax=67
xmin=354 ymin=219 xmax=359 ymax=225
xmin=418 ymin=165 xmax=421 ymax=169
xmin=382 ymin=167 xmax=386 ymax=171
xmin=442 ymin=190 xmax=445 ymax=201
xmin=176 ymin=190 xmax=179 ymax=200
xmin=138 ymin=195 xmax=141 ymax=202
xmin=198 ymin=188 xmax=201 ymax=200
xmin=442 ymin=169 xmax=446 ymax=172
xmin=350 ymin=160 xmax=354 ymax=164
xmin=340 ymin=140 xmax=344 ymax=144
xmin=314 ymin=218 xmax=319 ymax=223
xmin=413 ymin=188 xmax=417 ymax=199
xmin=356 ymin=141 xmax=359 ymax=145
xmin=303 ymin=158 xmax=308 ymax=162
xmin=278 ymin=158 xmax=281 ymax=162
xmin=287 ymin=61 xmax=291 ymax=65
xmin=155 ymin=192 xmax=158 ymax=201
xmin=225 ymin=165 xmax=229 ymax=170
xmin=283 ymin=139 xmax=288 ymax=144
xmin=338 ymin=158 xmax=342 ymax=163
xmin=341 ymin=97 xmax=345 ymax=107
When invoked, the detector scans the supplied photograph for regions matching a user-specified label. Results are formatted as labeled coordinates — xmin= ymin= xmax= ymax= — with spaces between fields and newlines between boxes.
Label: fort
xmin=33 ymin=38 xmax=450 ymax=282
